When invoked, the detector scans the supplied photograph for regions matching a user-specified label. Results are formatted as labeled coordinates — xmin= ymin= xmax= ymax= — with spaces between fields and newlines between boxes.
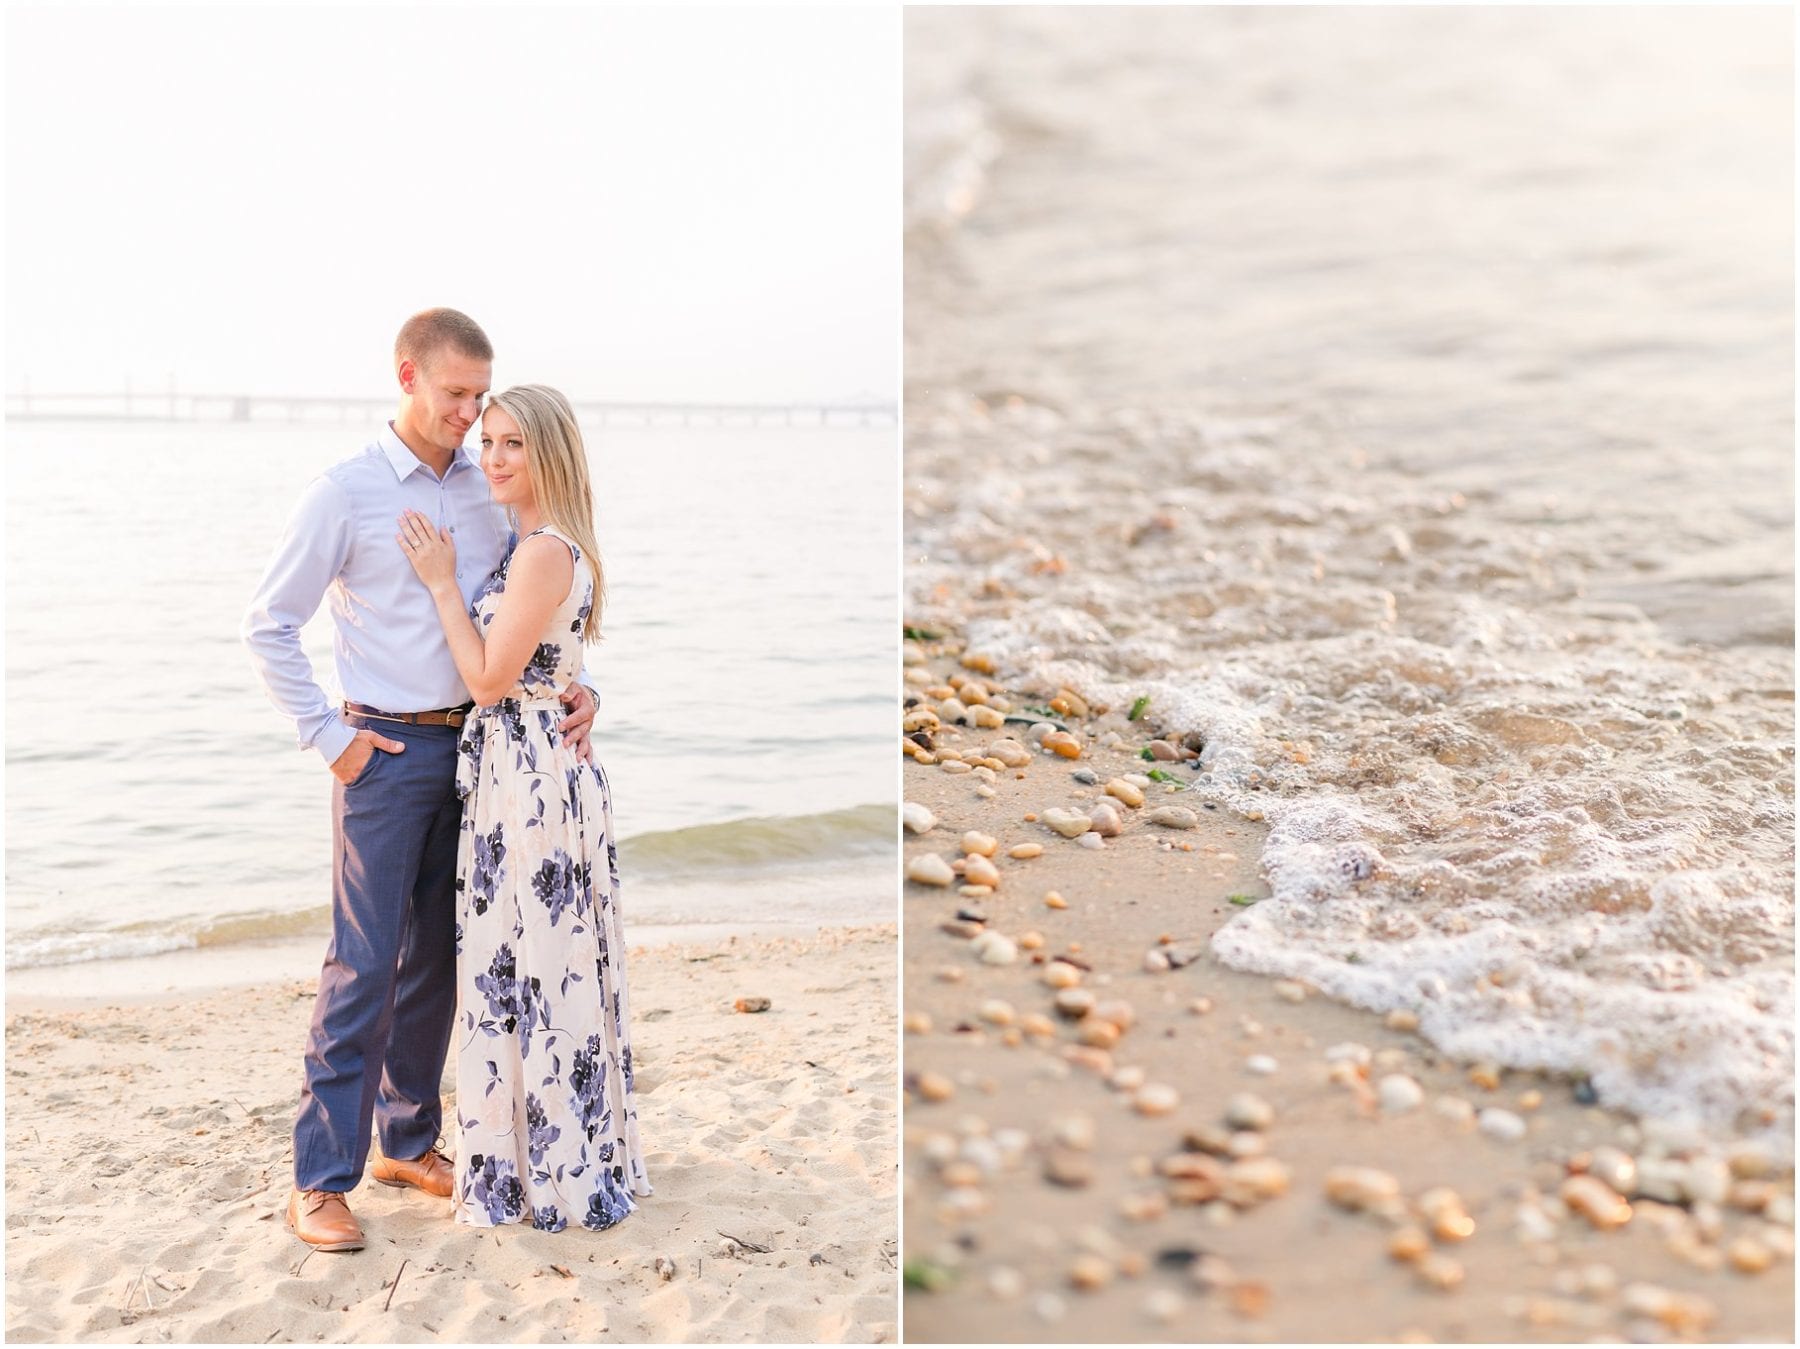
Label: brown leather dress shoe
xmin=287 ymin=1188 xmax=365 ymax=1252
xmin=369 ymin=1145 xmax=455 ymax=1198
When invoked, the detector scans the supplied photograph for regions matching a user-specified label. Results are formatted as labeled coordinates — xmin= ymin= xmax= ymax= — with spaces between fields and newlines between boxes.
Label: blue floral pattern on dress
xmin=451 ymin=526 xmax=650 ymax=1233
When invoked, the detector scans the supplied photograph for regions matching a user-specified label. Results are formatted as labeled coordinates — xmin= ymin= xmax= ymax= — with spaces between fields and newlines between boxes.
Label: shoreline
xmin=899 ymin=642 xmax=1794 ymax=1344
xmin=6 ymin=923 xmax=899 ymax=1344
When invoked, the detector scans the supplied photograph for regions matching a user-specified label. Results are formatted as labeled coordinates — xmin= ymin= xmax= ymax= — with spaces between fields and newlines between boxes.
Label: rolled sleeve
xmin=242 ymin=475 xmax=356 ymax=767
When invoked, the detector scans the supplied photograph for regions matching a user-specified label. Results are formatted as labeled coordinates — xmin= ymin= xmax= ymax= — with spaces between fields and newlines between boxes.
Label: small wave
xmin=620 ymin=802 xmax=895 ymax=879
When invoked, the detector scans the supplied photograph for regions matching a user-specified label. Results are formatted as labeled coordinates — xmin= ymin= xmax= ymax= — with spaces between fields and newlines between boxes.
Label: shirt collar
xmin=378 ymin=422 xmax=479 ymax=481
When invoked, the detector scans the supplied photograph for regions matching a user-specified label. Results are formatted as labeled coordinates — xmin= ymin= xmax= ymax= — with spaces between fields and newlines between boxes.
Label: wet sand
xmin=6 ymin=926 xmax=899 ymax=1344
xmin=900 ymin=647 xmax=1794 ymax=1344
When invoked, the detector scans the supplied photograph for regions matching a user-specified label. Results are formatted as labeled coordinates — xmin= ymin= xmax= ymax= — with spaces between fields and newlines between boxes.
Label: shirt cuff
xmin=314 ymin=716 xmax=358 ymax=769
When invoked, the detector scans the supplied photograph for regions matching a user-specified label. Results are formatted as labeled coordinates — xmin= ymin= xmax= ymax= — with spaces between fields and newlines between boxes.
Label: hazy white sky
xmin=4 ymin=6 xmax=897 ymax=403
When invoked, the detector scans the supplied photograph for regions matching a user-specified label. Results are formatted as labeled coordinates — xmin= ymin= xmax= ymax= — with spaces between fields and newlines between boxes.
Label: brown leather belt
xmin=343 ymin=700 xmax=474 ymax=729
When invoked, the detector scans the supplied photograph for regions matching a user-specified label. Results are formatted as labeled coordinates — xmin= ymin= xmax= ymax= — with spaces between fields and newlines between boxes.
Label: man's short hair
xmin=395 ymin=308 xmax=493 ymax=373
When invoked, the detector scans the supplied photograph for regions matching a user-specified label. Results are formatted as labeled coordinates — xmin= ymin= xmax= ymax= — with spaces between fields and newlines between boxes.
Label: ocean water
xmin=6 ymin=420 xmax=896 ymax=970
xmin=905 ymin=8 xmax=1793 ymax=1141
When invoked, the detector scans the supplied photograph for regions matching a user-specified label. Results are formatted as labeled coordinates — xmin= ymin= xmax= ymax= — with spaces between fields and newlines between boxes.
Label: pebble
xmin=961 ymin=830 xmax=998 ymax=857
xmin=1561 ymin=1175 xmax=1633 ymax=1232
xmin=1119 ymin=1191 xmax=1170 ymax=1223
xmin=1727 ymin=1140 xmax=1778 ymax=1180
xmin=1088 ymin=801 xmax=1123 ymax=837
xmin=1044 ymin=1148 xmax=1095 ymax=1189
xmin=733 ymin=996 xmax=771 ymax=1014
xmin=987 ymin=1267 xmax=1025 ymax=1300
xmin=1093 ymin=1000 xmax=1136 ymax=1031
xmin=1079 ymin=1020 xmax=1121 ymax=1050
xmin=902 ymin=802 xmax=936 ymax=834
xmin=963 ymin=855 xmax=1001 ymax=889
xmin=1104 ymin=779 xmax=1146 ymax=808
xmin=978 ymin=999 xmax=1015 ymax=1027
xmin=1110 ymin=1066 xmax=1147 ymax=1093
xmin=1385 ymin=1009 xmax=1420 ymax=1032
xmin=970 ymin=705 xmax=1005 ymax=729
xmin=1030 ymin=1292 xmax=1066 ymax=1323
xmin=1068 ymin=1254 xmax=1112 ymax=1291
xmin=1019 ymin=1012 xmax=1056 ymax=1039
xmin=1272 ymin=980 xmax=1308 ymax=1004
xmin=903 ymin=1011 xmax=932 ymax=1035
xmin=1586 ymin=1145 xmax=1636 ymax=1196
xmin=1017 ymin=930 xmax=1045 ymax=951
xmin=1414 ymin=1253 xmax=1464 ymax=1292
xmin=940 ymin=759 xmax=972 ymax=775
xmin=1008 ymin=842 xmax=1044 ymax=860
xmin=1727 ymin=1236 xmax=1773 ymax=1274
xmin=1144 ymin=1289 xmax=1184 ymax=1323
xmin=1147 ymin=740 xmax=1180 ymax=761
xmin=1189 ymin=997 xmax=1214 ymax=1015
xmin=1244 ymin=1055 xmax=1279 ymax=1076
xmin=988 ymin=738 xmax=1033 ymax=768
xmin=956 ymin=885 xmax=992 ymax=900
xmin=1620 ymin=1283 xmax=1716 ymax=1335
xmin=1478 ymin=1108 xmax=1527 ymax=1143
xmin=1076 ymin=832 xmax=1105 ymax=850
xmin=1325 ymin=1167 xmax=1404 ymax=1215
xmin=1682 ymin=1156 xmax=1731 ymax=1207
xmin=1054 ymin=988 xmax=1097 ymax=1019
xmin=1134 ymin=1084 xmax=1180 ymax=1116
xmin=1042 ymin=961 xmax=1083 ymax=989
xmin=1418 ymin=1187 xmax=1475 ymax=1242
xmin=1043 ymin=808 xmax=1092 ymax=839
xmin=1378 ymin=1074 xmax=1425 ymax=1114
xmin=1044 ymin=890 xmax=1069 ymax=910
xmin=1053 ymin=1114 xmax=1097 ymax=1150
xmin=1042 ymin=731 xmax=1082 ymax=759
xmin=1326 ymin=1042 xmax=1372 ymax=1067
xmin=970 ymin=931 xmax=1017 ymax=966
xmin=1434 ymin=1096 xmax=1476 ymax=1127
xmin=1468 ymin=1062 xmax=1502 ymax=1091
xmin=1388 ymin=1227 xmax=1430 ymax=1263
xmin=907 ymin=853 xmax=955 ymax=887
xmin=1631 ymin=1158 xmax=1687 ymax=1205
xmin=1226 ymin=1131 xmax=1266 ymax=1160
xmin=1221 ymin=1158 xmax=1291 ymax=1207
xmin=1143 ymin=949 xmax=1171 ymax=974
xmin=1224 ymin=1093 xmax=1275 ymax=1131
xmin=1071 ymin=768 xmax=1099 ymax=785
xmin=915 ymin=1073 xmax=955 ymax=1103
xmin=1145 ymin=806 xmax=1199 ymax=829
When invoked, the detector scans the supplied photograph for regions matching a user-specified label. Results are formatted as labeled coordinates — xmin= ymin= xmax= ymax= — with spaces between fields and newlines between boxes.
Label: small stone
xmin=1030 ymin=1291 xmax=1065 ymax=1322
xmin=654 ymin=1255 xmax=676 ymax=1281
xmin=1053 ymin=1114 xmax=1097 ymax=1150
xmin=940 ymin=759 xmax=972 ymax=775
xmin=1043 ymin=808 xmax=1092 ymax=839
xmin=1054 ymin=987 xmax=1097 ymax=1019
xmin=1076 ymin=832 xmax=1105 ymax=850
xmin=1088 ymin=801 xmax=1123 ymax=837
xmin=1224 ymin=1093 xmax=1275 ymax=1131
xmin=1419 ymin=1187 xmax=1475 ymax=1242
xmin=1414 ymin=1253 xmax=1464 ymax=1292
xmin=1092 ymin=1000 xmax=1136 ymax=1032
xmin=961 ymin=831 xmax=998 ymax=857
xmin=1147 ymin=740 xmax=1180 ymax=761
xmin=1042 ymin=731 xmax=1082 ymax=759
xmin=1104 ymin=779 xmax=1146 ymax=808
xmin=907 ymin=853 xmax=955 ymax=887
xmin=1017 ymin=930 xmax=1045 ymax=951
xmin=1518 ymin=1088 xmax=1543 ymax=1112
xmin=1221 ymin=1158 xmax=1291 ymax=1207
xmin=733 ymin=996 xmax=771 ymax=1013
xmin=1042 ymin=960 xmax=1083 ymax=989
xmin=1325 ymin=1042 xmax=1372 ymax=1068
xmin=1145 ymin=806 xmax=1198 ymax=829
xmin=988 ymin=738 xmax=1033 ymax=768
xmin=1620 ymin=1283 xmax=1716 ymax=1335
xmin=1272 ymin=980 xmax=1307 ymax=1004
xmin=1008 ymin=843 xmax=1044 ymax=860
xmin=1068 ymin=1254 xmax=1112 ymax=1291
xmin=1144 ymin=1289 xmax=1184 ymax=1323
xmin=1044 ymin=1149 xmax=1095 ymax=1189
xmin=1119 ymin=1191 xmax=1169 ymax=1223
xmin=1561 ymin=1175 xmax=1632 ymax=1231
xmin=1111 ymin=1066 xmax=1147 ymax=1093
xmin=1434 ymin=1096 xmax=1476 ymax=1127
xmin=903 ymin=1011 xmax=932 ymax=1035
xmin=1143 ymin=949 xmax=1171 ymax=973
xmin=1479 ymin=1108 xmax=1527 ymax=1143
xmin=1727 ymin=1140 xmax=1778 ymax=1180
xmin=978 ymin=999 xmax=1015 ymax=1027
xmin=1468 ymin=1062 xmax=1502 ymax=1091
xmin=915 ymin=1073 xmax=954 ymax=1103
xmin=1228 ymin=1282 xmax=1271 ymax=1319
xmin=1385 ymin=1009 xmax=1420 ymax=1032
xmin=963 ymin=855 xmax=1001 ymax=889
xmin=1727 ymin=1237 xmax=1773 ymax=1274
xmin=1044 ymin=890 xmax=1069 ymax=910
xmin=1681 ymin=1156 xmax=1730 ymax=1207
xmin=1134 ymin=1084 xmax=1180 ymax=1116
xmin=1244 ymin=1055 xmax=1279 ymax=1076
xmin=1388 ymin=1227 xmax=1430 ymax=1263
xmin=1378 ymin=1074 xmax=1425 ymax=1114
xmin=1324 ymin=1166 xmax=1403 ymax=1214
xmin=971 ymin=931 xmax=1017 ymax=966
xmin=1587 ymin=1146 xmax=1636 ymax=1196
xmin=1189 ymin=997 xmax=1214 ymax=1015
xmin=970 ymin=705 xmax=1005 ymax=729
xmin=987 ymin=1266 xmax=1025 ymax=1300
xmin=902 ymin=802 xmax=936 ymax=834
xmin=1071 ymin=769 xmax=1099 ymax=785
xmin=1019 ymin=1013 xmax=1056 ymax=1038
xmin=1079 ymin=1020 xmax=1121 ymax=1050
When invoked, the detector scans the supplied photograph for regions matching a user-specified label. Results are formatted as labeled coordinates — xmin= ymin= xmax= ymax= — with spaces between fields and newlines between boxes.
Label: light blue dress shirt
xmin=244 ymin=423 xmax=519 ymax=767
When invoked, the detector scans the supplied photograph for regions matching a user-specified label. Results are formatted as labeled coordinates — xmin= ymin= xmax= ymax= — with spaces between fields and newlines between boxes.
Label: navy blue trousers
xmin=293 ymin=716 xmax=461 ymax=1193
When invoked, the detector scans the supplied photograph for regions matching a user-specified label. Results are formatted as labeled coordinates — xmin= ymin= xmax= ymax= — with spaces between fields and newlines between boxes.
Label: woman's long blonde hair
xmin=486 ymin=384 xmax=606 ymax=640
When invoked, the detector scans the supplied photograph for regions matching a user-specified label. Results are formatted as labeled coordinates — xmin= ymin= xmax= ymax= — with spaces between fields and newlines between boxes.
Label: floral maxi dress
xmin=452 ymin=525 xmax=650 ymax=1231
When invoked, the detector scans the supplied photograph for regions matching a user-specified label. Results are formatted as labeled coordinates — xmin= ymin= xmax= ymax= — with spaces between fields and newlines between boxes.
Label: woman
xmin=397 ymin=384 xmax=650 ymax=1232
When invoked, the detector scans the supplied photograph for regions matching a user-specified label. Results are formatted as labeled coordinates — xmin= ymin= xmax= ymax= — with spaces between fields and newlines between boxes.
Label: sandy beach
xmin=5 ymin=925 xmax=898 ymax=1345
xmin=899 ymin=647 xmax=1794 ymax=1344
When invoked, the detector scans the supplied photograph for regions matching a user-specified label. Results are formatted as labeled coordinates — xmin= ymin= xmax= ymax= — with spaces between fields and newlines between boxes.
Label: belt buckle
xmin=444 ymin=707 xmax=467 ymax=729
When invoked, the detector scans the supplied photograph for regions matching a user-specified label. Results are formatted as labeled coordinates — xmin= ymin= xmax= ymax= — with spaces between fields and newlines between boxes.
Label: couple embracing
xmin=243 ymin=308 xmax=652 ymax=1250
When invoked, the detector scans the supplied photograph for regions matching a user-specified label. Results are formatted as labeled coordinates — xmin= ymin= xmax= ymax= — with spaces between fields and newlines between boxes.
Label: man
xmin=243 ymin=308 xmax=598 ymax=1251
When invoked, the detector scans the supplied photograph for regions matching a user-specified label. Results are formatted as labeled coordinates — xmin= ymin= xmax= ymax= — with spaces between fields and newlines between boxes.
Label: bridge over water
xmin=4 ymin=391 xmax=897 ymax=429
